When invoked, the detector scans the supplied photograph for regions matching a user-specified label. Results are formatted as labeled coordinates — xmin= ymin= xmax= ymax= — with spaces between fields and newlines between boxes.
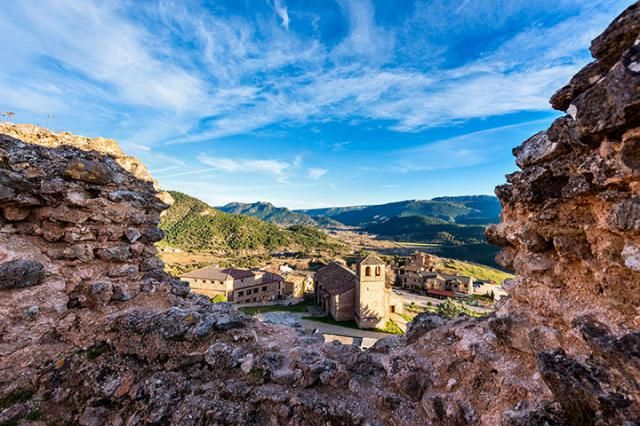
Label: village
xmin=180 ymin=252 xmax=506 ymax=347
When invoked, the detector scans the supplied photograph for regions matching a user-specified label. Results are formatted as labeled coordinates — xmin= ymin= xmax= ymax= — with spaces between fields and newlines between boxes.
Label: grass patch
xmin=470 ymin=293 xmax=494 ymax=303
xmin=301 ymin=315 xmax=360 ymax=330
xmin=302 ymin=315 xmax=404 ymax=335
xmin=398 ymin=312 xmax=415 ymax=322
xmin=406 ymin=303 xmax=437 ymax=314
xmin=440 ymin=259 xmax=512 ymax=284
xmin=239 ymin=299 xmax=314 ymax=315
xmin=397 ymin=242 xmax=443 ymax=247
xmin=378 ymin=319 xmax=403 ymax=335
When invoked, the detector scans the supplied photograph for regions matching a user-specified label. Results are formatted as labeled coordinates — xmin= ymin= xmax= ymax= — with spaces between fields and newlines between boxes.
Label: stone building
xmin=397 ymin=252 xmax=474 ymax=297
xmin=283 ymin=271 xmax=313 ymax=298
xmin=314 ymin=255 xmax=402 ymax=328
xmin=355 ymin=255 xmax=392 ymax=329
xmin=181 ymin=266 xmax=283 ymax=303
xmin=314 ymin=262 xmax=356 ymax=322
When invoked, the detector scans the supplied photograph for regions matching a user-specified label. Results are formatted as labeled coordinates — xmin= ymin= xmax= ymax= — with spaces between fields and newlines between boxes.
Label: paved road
xmin=299 ymin=319 xmax=390 ymax=340
xmin=392 ymin=289 xmax=494 ymax=314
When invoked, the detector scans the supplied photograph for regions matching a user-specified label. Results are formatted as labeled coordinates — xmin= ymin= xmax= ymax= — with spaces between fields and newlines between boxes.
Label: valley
xmin=158 ymin=191 xmax=511 ymax=286
xmin=211 ymin=195 xmax=504 ymax=269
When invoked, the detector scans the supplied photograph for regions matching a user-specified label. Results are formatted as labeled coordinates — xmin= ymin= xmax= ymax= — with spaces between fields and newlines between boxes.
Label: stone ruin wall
xmin=0 ymin=3 xmax=639 ymax=425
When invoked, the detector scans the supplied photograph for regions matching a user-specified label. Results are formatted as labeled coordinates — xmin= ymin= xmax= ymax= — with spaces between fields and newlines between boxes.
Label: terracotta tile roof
xmin=359 ymin=254 xmax=385 ymax=266
xmin=181 ymin=266 xmax=255 ymax=281
xmin=226 ymin=268 xmax=257 ymax=279
xmin=427 ymin=288 xmax=455 ymax=297
xmin=315 ymin=262 xmax=356 ymax=295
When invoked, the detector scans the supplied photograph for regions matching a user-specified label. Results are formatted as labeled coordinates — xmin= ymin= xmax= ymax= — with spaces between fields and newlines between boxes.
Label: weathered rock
xmin=590 ymin=3 xmax=640 ymax=68
xmin=405 ymin=312 xmax=449 ymax=343
xmin=621 ymin=243 xmax=640 ymax=271
xmin=124 ymin=227 xmax=142 ymax=243
xmin=608 ymin=198 xmax=640 ymax=231
xmin=0 ymin=259 xmax=45 ymax=289
xmin=550 ymin=61 xmax=606 ymax=111
xmin=95 ymin=245 xmax=130 ymax=262
xmin=513 ymin=131 xmax=567 ymax=168
xmin=3 ymin=207 xmax=30 ymax=221
xmin=621 ymin=131 xmax=640 ymax=169
xmin=64 ymin=158 xmax=113 ymax=184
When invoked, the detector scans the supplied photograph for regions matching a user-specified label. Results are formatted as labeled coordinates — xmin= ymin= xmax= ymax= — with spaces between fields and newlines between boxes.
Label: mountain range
xmin=219 ymin=195 xmax=503 ymax=268
xmin=297 ymin=195 xmax=501 ymax=226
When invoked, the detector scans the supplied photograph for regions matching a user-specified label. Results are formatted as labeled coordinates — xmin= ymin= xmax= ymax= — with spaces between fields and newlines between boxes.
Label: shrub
xmin=437 ymin=298 xmax=465 ymax=318
xmin=211 ymin=294 xmax=227 ymax=303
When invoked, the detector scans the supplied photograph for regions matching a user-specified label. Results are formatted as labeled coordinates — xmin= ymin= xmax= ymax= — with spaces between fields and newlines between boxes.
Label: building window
xmin=262 ymin=286 xmax=267 ymax=292
xmin=253 ymin=288 xmax=258 ymax=294
xmin=375 ymin=266 xmax=381 ymax=276
xmin=365 ymin=266 xmax=371 ymax=277
xmin=238 ymin=291 xmax=244 ymax=297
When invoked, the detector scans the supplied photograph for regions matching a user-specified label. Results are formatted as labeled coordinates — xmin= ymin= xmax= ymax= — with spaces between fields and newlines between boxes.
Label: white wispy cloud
xmin=197 ymin=154 xmax=291 ymax=177
xmin=308 ymin=168 xmax=328 ymax=180
xmin=273 ymin=0 xmax=290 ymax=30
xmin=392 ymin=118 xmax=553 ymax=172
xmin=0 ymin=0 xmax=629 ymax=148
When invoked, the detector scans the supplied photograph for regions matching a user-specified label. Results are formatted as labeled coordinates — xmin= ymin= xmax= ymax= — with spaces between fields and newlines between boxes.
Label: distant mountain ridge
xmin=219 ymin=201 xmax=342 ymax=228
xmin=297 ymin=195 xmax=500 ymax=226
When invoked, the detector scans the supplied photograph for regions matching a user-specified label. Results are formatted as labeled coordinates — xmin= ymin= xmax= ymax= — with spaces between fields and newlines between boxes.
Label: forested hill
xmin=297 ymin=195 xmax=500 ymax=226
xmin=160 ymin=191 xmax=344 ymax=254
xmin=219 ymin=201 xmax=341 ymax=228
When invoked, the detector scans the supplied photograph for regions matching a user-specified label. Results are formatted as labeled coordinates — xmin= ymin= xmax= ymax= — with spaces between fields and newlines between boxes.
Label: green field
xmin=301 ymin=315 xmax=403 ymax=335
xmin=440 ymin=258 xmax=512 ymax=284
xmin=397 ymin=242 xmax=443 ymax=247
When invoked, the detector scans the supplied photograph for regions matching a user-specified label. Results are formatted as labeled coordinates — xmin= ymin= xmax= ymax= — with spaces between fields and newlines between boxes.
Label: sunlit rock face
xmin=487 ymin=2 xmax=640 ymax=423
xmin=0 ymin=4 xmax=639 ymax=425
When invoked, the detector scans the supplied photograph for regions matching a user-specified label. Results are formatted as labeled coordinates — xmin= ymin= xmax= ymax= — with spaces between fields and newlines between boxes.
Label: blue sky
xmin=0 ymin=0 xmax=632 ymax=208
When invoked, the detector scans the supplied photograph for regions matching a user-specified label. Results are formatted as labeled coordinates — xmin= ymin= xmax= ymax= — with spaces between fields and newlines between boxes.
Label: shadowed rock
xmin=0 ymin=259 xmax=45 ymax=289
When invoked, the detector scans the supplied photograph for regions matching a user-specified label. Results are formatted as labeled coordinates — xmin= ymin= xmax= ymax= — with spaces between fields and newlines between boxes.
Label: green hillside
xmin=365 ymin=216 xmax=488 ymax=244
xmin=160 ymin=192 xmax=344 ymax=255
xmin=220 ymin=201 xmax=342 ymax=228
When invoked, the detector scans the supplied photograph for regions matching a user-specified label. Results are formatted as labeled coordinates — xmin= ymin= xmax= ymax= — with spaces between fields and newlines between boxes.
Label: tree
xmin=437 ymin=298 xmax=465 ymax=318
xmin=211 ymin=294 xmax=227 ymax=303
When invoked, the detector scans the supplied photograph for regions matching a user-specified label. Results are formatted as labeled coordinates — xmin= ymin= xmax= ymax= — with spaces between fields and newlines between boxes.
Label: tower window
xmin=365 ymin=266 xmax=371 ymax=277
xmin=375 ymin=266 xmax=381 ymax=276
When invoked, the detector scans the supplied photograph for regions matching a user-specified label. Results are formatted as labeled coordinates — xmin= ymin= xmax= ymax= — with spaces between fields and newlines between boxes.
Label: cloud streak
xmin=197 ymin=154 xmax=291 ymax=177
xmin=308 ymin=168 xmax=329 ymax=180
xmin=0 ymin=0 xmax=628 ymax=147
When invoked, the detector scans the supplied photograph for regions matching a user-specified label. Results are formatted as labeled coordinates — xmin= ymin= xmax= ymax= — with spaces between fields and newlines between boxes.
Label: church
xmin=313 ymin=254 xmax=402 ymax=329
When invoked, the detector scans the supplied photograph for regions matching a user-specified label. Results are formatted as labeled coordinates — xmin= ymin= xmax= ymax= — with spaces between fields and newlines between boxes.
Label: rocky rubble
xmin=1 ymin=3 xmax=640 ymax=425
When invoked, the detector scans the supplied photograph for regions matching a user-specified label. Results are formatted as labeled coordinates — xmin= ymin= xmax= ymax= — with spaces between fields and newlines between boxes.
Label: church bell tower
xmin=355 ymin=254 xmax=389 ymax=329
